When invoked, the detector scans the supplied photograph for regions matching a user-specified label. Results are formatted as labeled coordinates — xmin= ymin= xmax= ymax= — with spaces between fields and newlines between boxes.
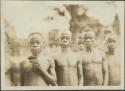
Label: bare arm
xmin=20 ymin=62 xmax=25 ymax=86
xmin=10 ymin=60 xmax=20 ymax=86
xmin=11 ymin=68 xmax=20 ymax=86
xmin=48 ymin=59 xmax=57 ymax=86
xmin=102 ymin=56 xmax=109 ymax=86
xmin=77 ymin=57 xmax=83 ymax=86
xmin=20 ymin=60 xmax=32 ymax=86
xmin=39 ymin=59 xmax=57 ymax=86
xmin=32 ymin=57 xmax=57 ymax=86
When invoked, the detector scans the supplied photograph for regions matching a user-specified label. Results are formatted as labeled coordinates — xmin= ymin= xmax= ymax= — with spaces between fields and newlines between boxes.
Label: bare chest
xmin=107 ymin=56 xmax=120 ymax=67
xmin=55 ymin=53 xmax=78 ymax=67
xmin=38 ymin=57 xmax=50 ymax=70
xmin=82 ymin=52 xmax=103 ymax=65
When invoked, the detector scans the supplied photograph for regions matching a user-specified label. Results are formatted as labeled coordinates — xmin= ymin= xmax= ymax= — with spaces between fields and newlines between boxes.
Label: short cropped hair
xmin=105 ymin=33 xmax=117 ymax=42
xmin=58 ymin=30 xmax=72 ymax=38
xmin=28 ymin=32 xmax=43 ymax=38
xmin=28 ymin=32 xmax=44 ymax=44
xmin=83 ymin=25 xmax=95 ymax=38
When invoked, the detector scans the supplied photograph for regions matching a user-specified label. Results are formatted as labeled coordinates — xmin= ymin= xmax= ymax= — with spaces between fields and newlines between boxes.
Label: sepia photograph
xmin=1 ymin=0 xmax=124 ymax=90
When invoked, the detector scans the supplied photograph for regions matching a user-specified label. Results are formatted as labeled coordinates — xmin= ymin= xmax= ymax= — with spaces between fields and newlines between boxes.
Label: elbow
xmin=78 ymin=74 xmax=83 ymax=81
xmin=53 ymin=78 xmax=57 ymax=83
xmin=50 ymin=77 xmax=57 ymax=86
xmin=103 ymin=69 xmax=108 ymax=75
xmin=78 ymin=74 xmax=83 ymax=79
xmin=51 ymin=80 xmax=57 ymax=86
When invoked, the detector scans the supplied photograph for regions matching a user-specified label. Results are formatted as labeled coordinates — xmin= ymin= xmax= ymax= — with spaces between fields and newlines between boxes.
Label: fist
xmin=30 ymin=59 xmax=40 ymax=70
xmin=23 ymin=60 xmax=32 ymax=72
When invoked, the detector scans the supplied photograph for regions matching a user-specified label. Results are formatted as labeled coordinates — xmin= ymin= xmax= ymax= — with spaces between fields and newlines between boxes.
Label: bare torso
xmin=22 ymin=55 xmax=50 ymax=86
xmin=5 ymin=58 xmax=12 ymax=86
xmin=5 ymin=55 xmax=20 ymax=86
xmin=107 ymin=54 xmax=121 ymax=85
xmin=81 ymin=49 xmax=104 ymax=86
xmin=54 ymin=51 xmax=79 ymax=86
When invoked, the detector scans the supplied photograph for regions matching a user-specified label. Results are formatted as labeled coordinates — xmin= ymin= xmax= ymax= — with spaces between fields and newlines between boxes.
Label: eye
xmin=30 ymin=40 xmax=41 ymax=45
xmin=61 ymin=37 xmax=64 ymax=40
xmin=112 ymin=40 xmax=116 ymax=43
xmin=36 ymin=41 xmax=40 ymax=44
xmin=30 ymin=41 xmax=34 ymax=45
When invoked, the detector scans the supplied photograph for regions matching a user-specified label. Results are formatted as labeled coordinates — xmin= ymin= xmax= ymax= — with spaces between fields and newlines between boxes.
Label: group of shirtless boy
xmin=5 ymin=25 xmax=121 ymax=86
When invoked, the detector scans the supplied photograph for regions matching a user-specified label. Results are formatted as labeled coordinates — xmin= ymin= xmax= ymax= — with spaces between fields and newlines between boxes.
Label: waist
xmin=24 ymin=72 xmax=48 ymax=86
xmin=108 ymin=80 xmax=121 ymax=86
xmin=108 ymin=76 xmax=120 ymax=85
xmin=56 ymin=65 xmax=77 ymax=69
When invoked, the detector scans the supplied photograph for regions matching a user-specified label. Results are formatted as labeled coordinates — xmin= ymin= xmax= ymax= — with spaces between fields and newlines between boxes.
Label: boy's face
xmin=29 ymin=34 xmax=43 ymax=54
xmin=107 ymin=38 xmax=116 ymax=50
xmin=84 ymin=32 xmax=95 ymax=47
xmin=60 ymin=33 xmax=72 ymax=48
xmin=76 ymin=35 xmax=84 ymax=51
xmin=77 ymin=41 xmax=84 ymax=51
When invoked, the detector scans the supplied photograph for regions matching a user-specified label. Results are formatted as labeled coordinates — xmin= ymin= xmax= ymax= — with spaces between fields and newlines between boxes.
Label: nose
xmin=111 ymin=43 xmax=114 ymax=46
xmin=63 ymin=39 xmax=67 ymax=42
xmin=32 ymin=43 xmax=38 ymax=47
xmin=86 ymin=39 xmax=91 ymax=42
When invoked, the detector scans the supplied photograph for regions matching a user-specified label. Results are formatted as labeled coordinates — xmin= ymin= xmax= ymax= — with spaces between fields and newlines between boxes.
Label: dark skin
xmin=81 ymin=31 xmax=108 ymax=86
xmin=106 ymin=37 xmax=121 ymax=85
xmin=20 ymin=33 xmax=57 ymax=86
xmin=53 ymin=31 xmax=83 ymax=86
xmin=5 ymin=54 xmax=20 ymax=86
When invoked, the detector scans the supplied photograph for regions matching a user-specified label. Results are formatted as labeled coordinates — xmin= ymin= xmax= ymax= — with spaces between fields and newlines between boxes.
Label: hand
xmin=29 ymin=59 xmax=40 ymax=70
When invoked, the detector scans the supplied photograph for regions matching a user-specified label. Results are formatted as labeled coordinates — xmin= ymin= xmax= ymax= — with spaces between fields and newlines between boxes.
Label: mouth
xmin=62 ymin=42 xmax=68 ymax=44
xmin=86 ymin=42 xmax=92 ymax=44
xmin=31 ymin=47 xmax=39 ymax=50
xmin=63 ymin=41 xmax=67 ymax=43
xmin=110 ymin=46 xmax=115 ymax=48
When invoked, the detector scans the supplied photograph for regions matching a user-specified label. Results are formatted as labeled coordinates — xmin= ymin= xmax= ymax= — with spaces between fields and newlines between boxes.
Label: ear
xmin=92 ymin=38 xmax=95 ymax=43
xmin=70 ymin=38 xmax=73 ymax=45
xmin=28 ymin=40 xmax=31 ymax=47
xmin=56 ymin=37 xmax=60 ymax=46
xmin=42 ymin=41 xmax=45 ymax=48
xmin=105 ymin=41 xmax=108 ymax=47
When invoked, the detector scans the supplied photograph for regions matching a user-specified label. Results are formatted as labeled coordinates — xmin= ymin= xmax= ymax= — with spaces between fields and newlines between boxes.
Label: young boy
xmin=5 ymin=33 xmax=20 ymax=86
xmin=53 ymin=30 xmax=83 ymax=86
xmin=105 ymin=34 xmax=121 ymax=85
xmin=5 ymin=54 xmax=20 ymax=86
xmin=81 ymin=26 xmax=108 ymax=86
xmin=20 ymin=32 xmax=57 ymax=86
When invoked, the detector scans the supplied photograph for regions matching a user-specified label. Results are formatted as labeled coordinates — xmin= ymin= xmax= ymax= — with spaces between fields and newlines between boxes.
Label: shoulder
xmin=70 ymin=51 xmax=81 ymax=61
xmin=44 ymin=55 xmax=55 ymax=67
xmin=79 ymin=51 xmax=85 ymax=58
xmin=94 ymin=48 xmax=105 ymax=56
xmin=7 ymin=56 xmax=21 ymax=68
xmin=50 ymin=52 xmax=60 ymax=60
xmin=6 ymin=55 xmax=15 ymax=64
xmin=39 ymin=54 xmax=54 ymax=64
xmin=20 ymin=56 xmax=31 ymax=66
xmin=48 ymin=55 xmax=55 ymax=64
xmin=75 ymin=52 xmax=81 ymax=59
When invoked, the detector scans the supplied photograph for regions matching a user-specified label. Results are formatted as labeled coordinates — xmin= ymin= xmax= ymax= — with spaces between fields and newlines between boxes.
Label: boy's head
xmin=59 ymin=30 xmax=72 ymax=48
xmin=83 ymin=26 xmax=95 ymax=47
xmin=105 ymin=34 xmax=117 ymax=50
xmin=28 ymin=32 xmax=44 ymax=54
xmin=75 ymin=33 xmax=84 ymax=51
xmin=103 ymin=26 xmax=113 ymax=39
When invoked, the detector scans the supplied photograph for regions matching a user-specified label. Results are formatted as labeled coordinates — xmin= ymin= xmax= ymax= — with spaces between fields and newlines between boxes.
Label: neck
xmin=85 ymin=46 xmax=93 ymax=52
xmin=32 ymin=52 xmax=41 ymax=58
xmin=107 ymin=48 xmax=115 ymax=55
xmin=61 ymin=47 xmax=71 ymax=53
